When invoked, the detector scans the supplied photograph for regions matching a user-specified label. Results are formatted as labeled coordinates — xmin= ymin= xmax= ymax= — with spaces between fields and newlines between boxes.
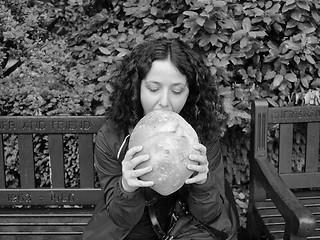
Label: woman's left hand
xmin=185 ymin=143 xmax=209 ymax=185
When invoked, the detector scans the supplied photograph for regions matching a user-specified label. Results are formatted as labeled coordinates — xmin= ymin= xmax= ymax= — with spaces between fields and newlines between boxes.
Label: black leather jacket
xmin=82 ymin=119 xmax=228 ymax=240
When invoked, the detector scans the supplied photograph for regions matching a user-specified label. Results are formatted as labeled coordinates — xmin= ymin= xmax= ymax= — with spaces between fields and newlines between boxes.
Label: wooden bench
xmin=0 ymin=116 xmax=105 ymax=240
xmin=0 ymin=115 xmax=240 ymax=239
xmin=247 ymin=99 xmax=319 ymax=239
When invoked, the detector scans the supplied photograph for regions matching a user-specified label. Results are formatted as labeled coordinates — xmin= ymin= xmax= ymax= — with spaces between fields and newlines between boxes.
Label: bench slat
xmin=0 ymin=228 xmax=84 ymax=235
xmin=0 ymin=134 xmax=5 ymax=189
xmin=280 ymin=173 xmax=320 ymax=189
xmin=78 ymin=134 xmax=94 ymax=188
xmin=306 ymin=122 xmax=320 ymax=173
xmin=279 ymin=124 xmax=293 ymax=174
xmin=0 ymin=235 xmax=82 ymax=240
xmin=0 ymin=206 xmax=94 ymax=216
xmin=0 ymin=232 xmax=83 ymax=235
xmin=48 ymin=134 xmax=65 ymax=188
xmin=18 ymin=134 xmax=35 ymax=188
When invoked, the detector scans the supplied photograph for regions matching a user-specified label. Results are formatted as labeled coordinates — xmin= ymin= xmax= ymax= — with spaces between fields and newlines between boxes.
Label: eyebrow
xmin=144 ymin=80 xmax=188 ymax=86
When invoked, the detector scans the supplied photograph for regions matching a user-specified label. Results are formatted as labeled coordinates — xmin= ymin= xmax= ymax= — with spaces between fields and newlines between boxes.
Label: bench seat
xmin=0 ymin=207 xmax=94 ymax=240
xmin=255 ymin=191 xmax=320 ymax=239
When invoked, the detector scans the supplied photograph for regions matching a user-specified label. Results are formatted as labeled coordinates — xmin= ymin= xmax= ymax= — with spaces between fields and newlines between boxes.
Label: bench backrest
xmin=251 ymin=99 xmax=320 ymax=189
xmin=0 ymin=116 xmax=106 ymax=206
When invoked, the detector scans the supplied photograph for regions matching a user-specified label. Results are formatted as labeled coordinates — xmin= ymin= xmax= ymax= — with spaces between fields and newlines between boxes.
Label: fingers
xmin=123 ymin=146 xmax=148 ymax=168
xmin=124 ymin=145 xmax=143 ymax=162
xmin=125 ymin=177 xmax=154 ymax=188
xmin=185 ymin=143 xmax=208 ymax=185
xmin=129 ymin=165 xmax=152 ymax=178
xmin=185 ymin=162 xmax=208 ymax=184
xmin=188 ymin=144 xmax=208 ymax=167
xmin=187 ymin=161 xmax=207 ymax=173
xmin=185 ymin=173 xmax=207 ymax=185
xmin=122 ymin=146 xmax=154 ymax=192
xmin=121 ymin=176 xmax=154 ymax=193
xmin=124 ymin=153 xmax=150 ymax=171
xmin=192 ymin=143 xmax=206 ymax=156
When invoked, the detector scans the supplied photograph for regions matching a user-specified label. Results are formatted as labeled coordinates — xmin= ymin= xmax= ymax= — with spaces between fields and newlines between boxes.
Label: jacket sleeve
xmin=187 ymin=137 xmax=225 ymax=224
xmin=94 ymin=123 xmax=146 ymax=228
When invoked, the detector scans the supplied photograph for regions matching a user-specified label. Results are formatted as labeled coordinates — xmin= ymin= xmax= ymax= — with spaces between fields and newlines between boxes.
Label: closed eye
xmin=172 ymin=90 xmax=183 ymax=94
xmin=144 ymin=81 xmax=160 ymax=92
xmin=148 ymin=87 xmax=159 ymax=92
xmin=172 ymin=87 xmax=186 ymax=95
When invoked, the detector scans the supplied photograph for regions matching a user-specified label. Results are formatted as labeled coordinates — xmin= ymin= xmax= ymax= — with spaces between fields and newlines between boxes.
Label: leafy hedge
xmin=1 ymin=0 xmax=320 ymax=187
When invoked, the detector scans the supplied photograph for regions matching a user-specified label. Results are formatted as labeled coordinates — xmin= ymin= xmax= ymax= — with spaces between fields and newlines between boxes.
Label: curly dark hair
xmin=106 ymin=38 xmax=224 ymax=142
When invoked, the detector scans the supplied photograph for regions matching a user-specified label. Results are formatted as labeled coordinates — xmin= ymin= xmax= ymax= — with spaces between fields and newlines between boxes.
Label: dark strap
xmin=145 ymin=189 xmax=167 ymax=240
xmin=201 ymin=223 xmax=228 ymax=240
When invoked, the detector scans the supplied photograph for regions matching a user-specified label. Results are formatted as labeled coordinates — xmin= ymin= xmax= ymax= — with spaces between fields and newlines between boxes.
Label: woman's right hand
xmin=121 ymin=146 xmax=154 ymax=193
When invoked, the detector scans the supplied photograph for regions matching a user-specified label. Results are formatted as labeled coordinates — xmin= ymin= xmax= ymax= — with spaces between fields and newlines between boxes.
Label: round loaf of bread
xmin=128 ymin=110 xmax=199 ymax=196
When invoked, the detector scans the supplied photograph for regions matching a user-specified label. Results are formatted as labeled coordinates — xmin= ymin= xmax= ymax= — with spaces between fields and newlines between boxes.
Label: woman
xmin=82 ymin=38 xmax=236 ymax=240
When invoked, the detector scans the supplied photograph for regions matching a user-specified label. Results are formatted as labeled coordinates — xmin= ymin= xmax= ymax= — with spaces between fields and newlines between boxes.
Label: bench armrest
xmin=253 ymin=156 xmax=316 ymax=237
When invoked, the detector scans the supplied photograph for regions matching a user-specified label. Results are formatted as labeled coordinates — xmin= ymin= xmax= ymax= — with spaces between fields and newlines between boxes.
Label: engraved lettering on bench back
xmin=1 ymin=189 xmax=102 ymax=205
xmin=22 ymin=120 xmax=46 ymax=131
xmin=21 ymin=120 xmax=91 ymax=131
xmin=269 ymin=106 xmax=320 ymax=123
xmin=0 ymin=120 xmax=16 ymax=131
xmin=6 ymin=192 xmax=75 ymax=204
xmin=7 ymin=193 xmax=32 ymax=203
xmin=50 ymin=192 xmax=75 ymax=203
xmin=50 ymin=120 xmax=91 ymax=131
xmin=0 ymin=116 xmax=105 ymax=133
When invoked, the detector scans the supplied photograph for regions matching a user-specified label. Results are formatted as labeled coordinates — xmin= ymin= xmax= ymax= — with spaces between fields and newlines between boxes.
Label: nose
xmin=159 ymin=90 xmax=169 ymax=108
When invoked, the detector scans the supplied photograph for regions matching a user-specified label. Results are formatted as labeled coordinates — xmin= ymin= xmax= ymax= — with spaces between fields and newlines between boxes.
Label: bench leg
xmin=247 ymin=202 xmax=263 ymax=240
xmin=284 ymin=225 xmax=307 ymax=240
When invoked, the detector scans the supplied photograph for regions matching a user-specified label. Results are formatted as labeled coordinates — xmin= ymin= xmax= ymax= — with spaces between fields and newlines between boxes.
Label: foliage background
xmin=1 ymin=0 xmax=320 ymax=189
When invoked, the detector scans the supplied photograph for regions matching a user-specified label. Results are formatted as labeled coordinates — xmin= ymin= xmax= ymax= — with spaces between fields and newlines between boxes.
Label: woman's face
xmin=140 ymin=59 xmax=189 ymax=115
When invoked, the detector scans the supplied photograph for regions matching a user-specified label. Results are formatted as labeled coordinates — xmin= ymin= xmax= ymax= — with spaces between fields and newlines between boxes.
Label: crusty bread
xmin=129 ymin=110 xmax=199 ymax=195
